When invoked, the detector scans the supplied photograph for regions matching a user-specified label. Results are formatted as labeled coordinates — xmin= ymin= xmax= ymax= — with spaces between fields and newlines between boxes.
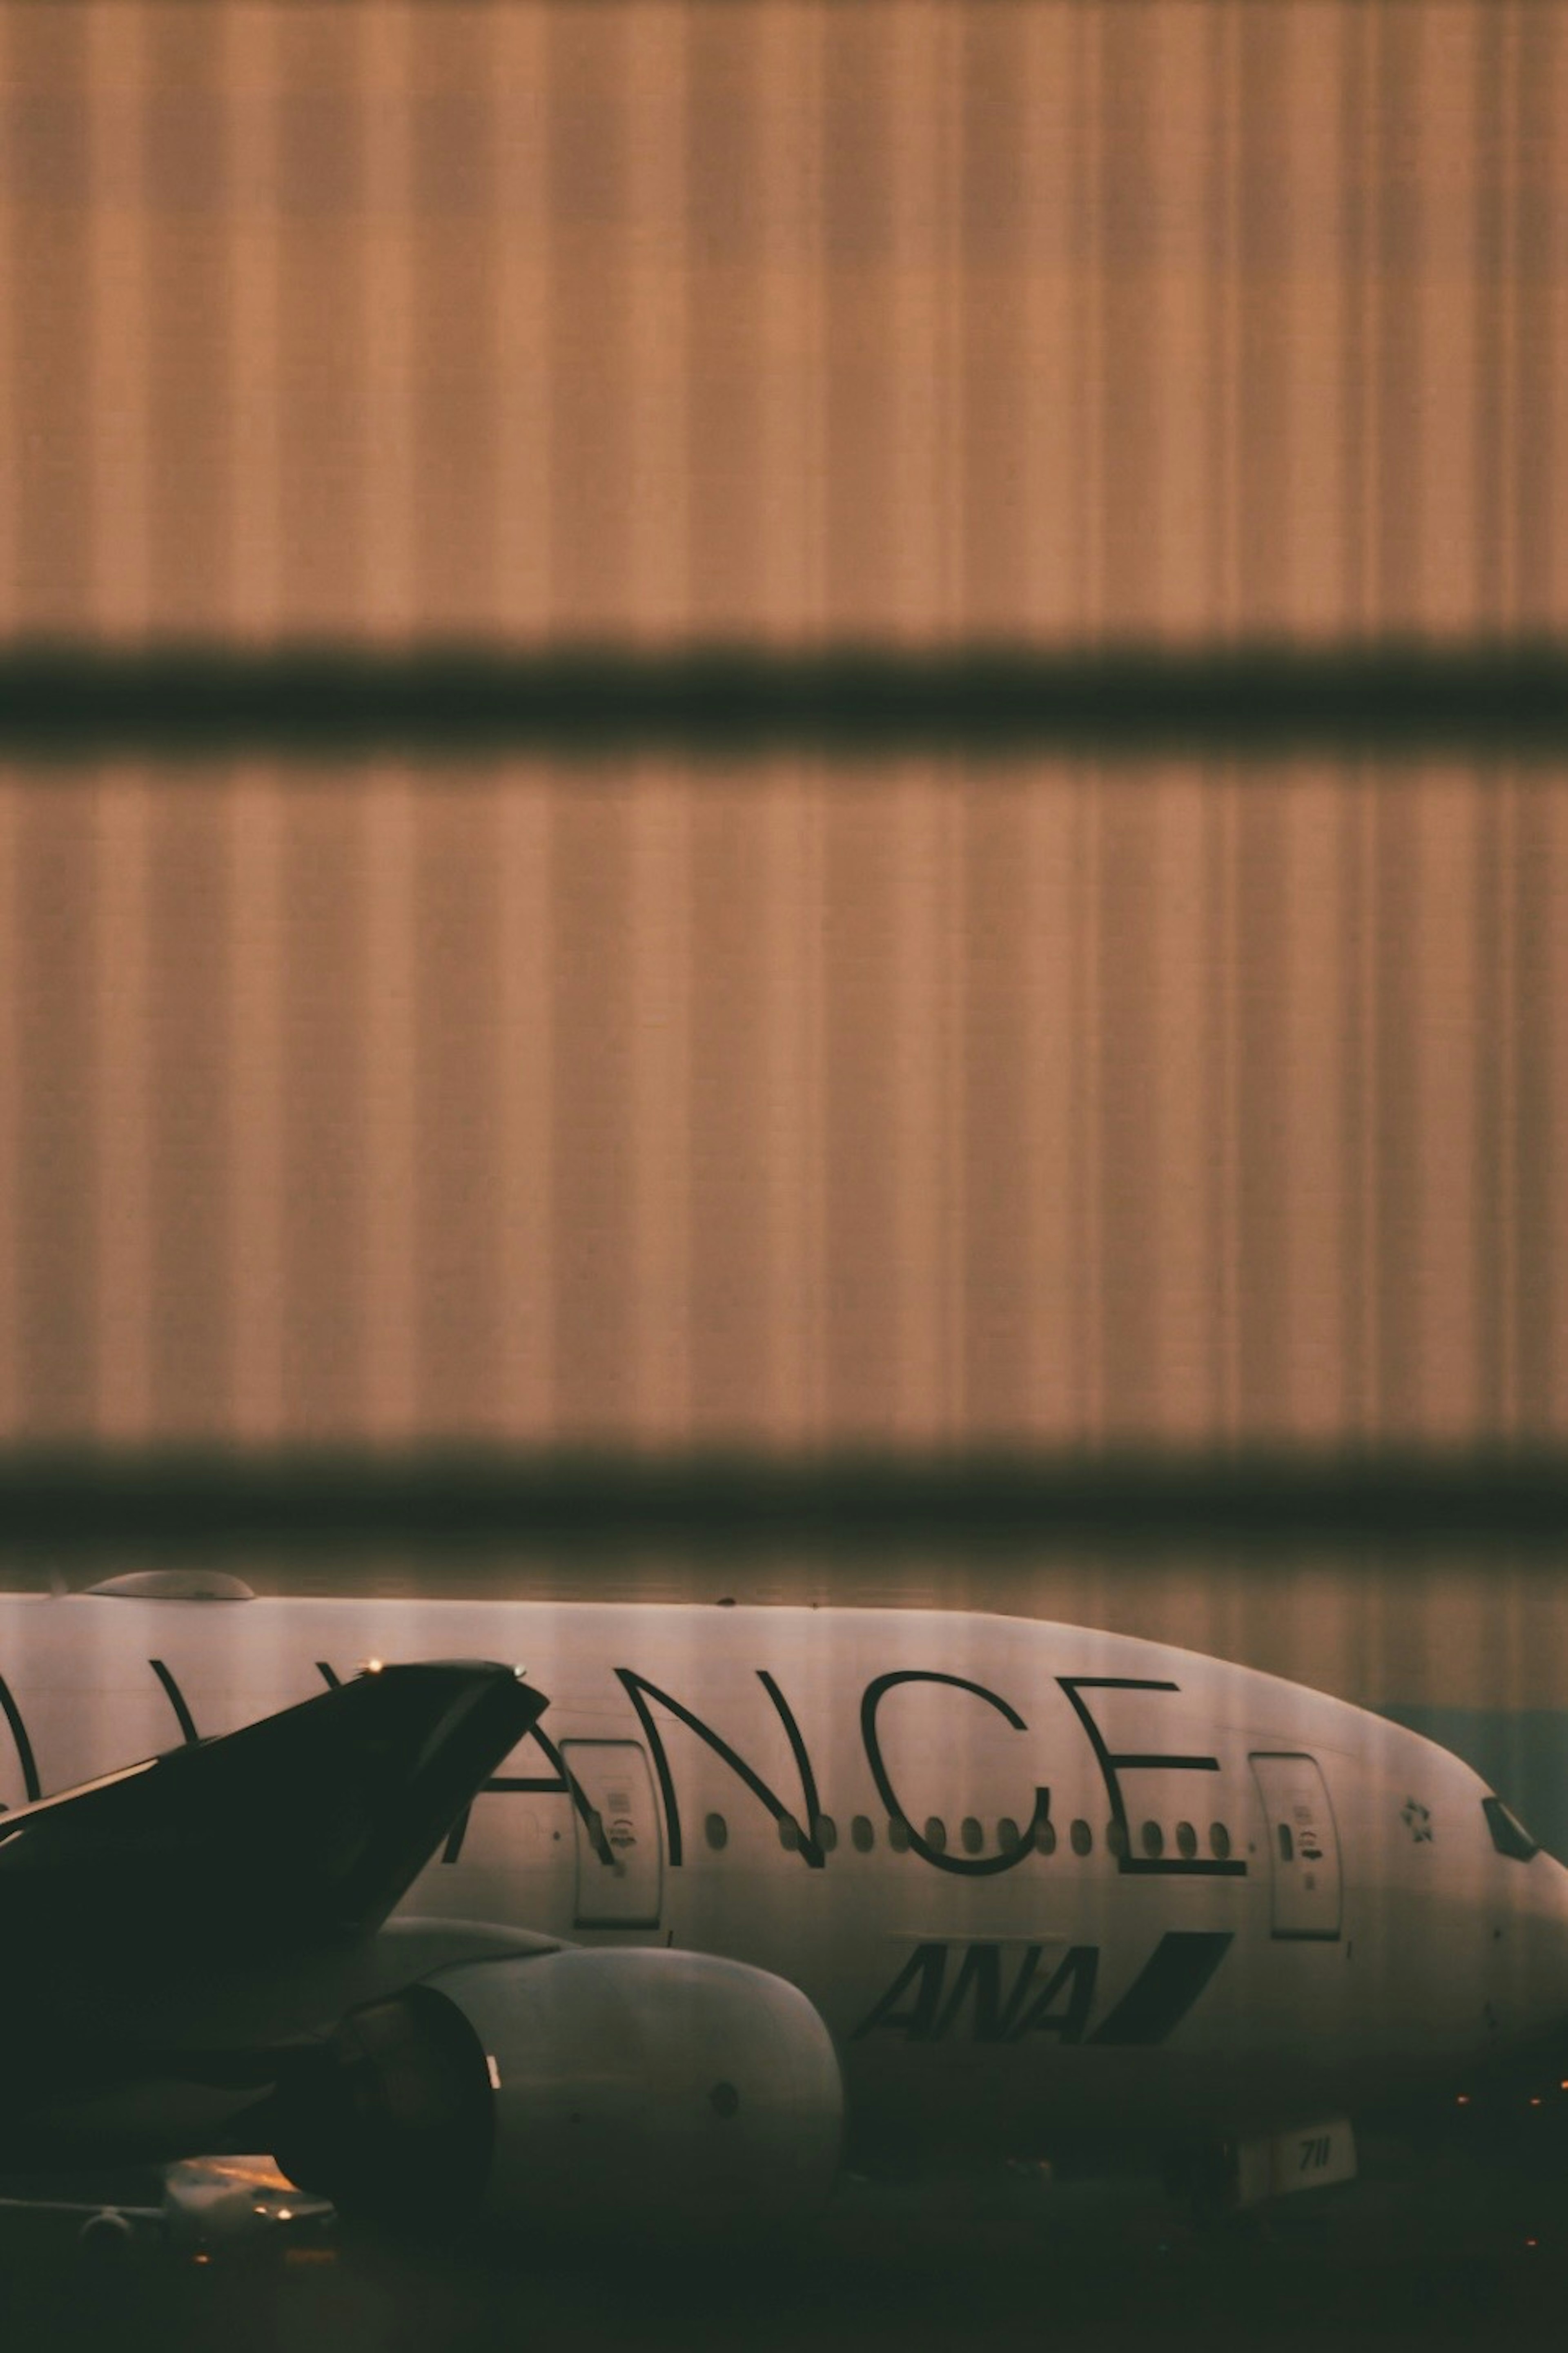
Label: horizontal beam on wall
xmin=2 ymin=1447 xmax=1568 ymax=1553
xmin=3 ymin=642 xmax=1568 ymax=765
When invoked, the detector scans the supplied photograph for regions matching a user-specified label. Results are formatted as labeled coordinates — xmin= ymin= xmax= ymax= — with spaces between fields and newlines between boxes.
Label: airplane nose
xmin=1437 ymin=1851 xmax=1568 ymax=2161
xmin=1488 ymin=1851 xmax=1568 ymax=2054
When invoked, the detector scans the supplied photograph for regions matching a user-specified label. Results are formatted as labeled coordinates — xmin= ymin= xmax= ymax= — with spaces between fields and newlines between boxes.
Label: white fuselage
xmin=1 ymin=1594 xmax=1564 ymax=2164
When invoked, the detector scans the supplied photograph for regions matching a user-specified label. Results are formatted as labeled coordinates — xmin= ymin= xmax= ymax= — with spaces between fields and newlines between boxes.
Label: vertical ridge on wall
xmin=228 ymin=764 xmax=285 ymax=1442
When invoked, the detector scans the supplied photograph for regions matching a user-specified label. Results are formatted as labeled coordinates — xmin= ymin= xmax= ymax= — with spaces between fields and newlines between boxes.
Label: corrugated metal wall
xmin=0 ymin=3 xmax=1565 ymax=1450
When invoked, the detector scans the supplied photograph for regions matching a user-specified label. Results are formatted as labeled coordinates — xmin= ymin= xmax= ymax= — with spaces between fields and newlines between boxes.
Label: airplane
xmin=0 ymin=1571 xmax=1561 ymax=2241
xmin=0 ymin=2155 xmax=334 ymax=2270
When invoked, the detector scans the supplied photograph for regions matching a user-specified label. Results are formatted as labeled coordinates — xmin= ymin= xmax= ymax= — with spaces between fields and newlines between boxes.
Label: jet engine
xmin=271 ymin=1947 xmax=844 ymax=2237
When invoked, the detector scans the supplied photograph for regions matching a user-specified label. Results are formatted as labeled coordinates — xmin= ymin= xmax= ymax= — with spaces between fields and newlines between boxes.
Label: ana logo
xmin=850 ymin=1932 xmax=1234 ymax=2047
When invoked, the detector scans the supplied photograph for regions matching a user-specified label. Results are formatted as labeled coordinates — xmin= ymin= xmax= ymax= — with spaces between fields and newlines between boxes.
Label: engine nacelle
xmin=274 ymin=1947 xmax=844 ymax=2238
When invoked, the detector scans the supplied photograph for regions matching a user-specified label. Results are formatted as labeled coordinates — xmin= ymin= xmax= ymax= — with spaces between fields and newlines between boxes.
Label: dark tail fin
xmin=0 ymin=1663 xmax=545 ymax=2023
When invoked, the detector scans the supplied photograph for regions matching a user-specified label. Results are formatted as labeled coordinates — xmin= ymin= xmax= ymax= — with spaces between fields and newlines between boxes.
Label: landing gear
xmin=1165 ymin=2119 xmax=1356 ymax=2226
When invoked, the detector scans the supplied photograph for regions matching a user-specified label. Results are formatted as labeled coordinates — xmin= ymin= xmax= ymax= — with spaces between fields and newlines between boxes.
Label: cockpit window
xmin=1482 ymin=1796 xmax=1539 ymax=1863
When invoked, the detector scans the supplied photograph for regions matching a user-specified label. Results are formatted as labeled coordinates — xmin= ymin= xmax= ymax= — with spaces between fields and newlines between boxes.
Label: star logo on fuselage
xmin=1400 ymin=1797 xmax=1434 ymax=1843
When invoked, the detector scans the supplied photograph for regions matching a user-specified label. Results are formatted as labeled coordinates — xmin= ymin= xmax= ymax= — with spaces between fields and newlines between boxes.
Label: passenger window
xmin=851 ymin=1814 xmax=875 ymax=1852
xmin=889 ymin=1816 xmax=911 ymax=1853
xmin=1175 ymin=1820 xmax=1198 ymax=1859
xmin=960 ymin=1815 xmax=984 ymax=1855
xmin=1141 ymin=1820 xmax=1164 ymax=1858
xmin=924 ymin=1816 xmax=948 ymax=1854
xmin=814 ymin=1814 xmax=839 ymax=1853
xmin=1070 ymin=1818 xmax=1092 ymax=1856
xmin=1277 ymin=1823 xmax=1294 ymax=1863
xmin=778 ymin=1815 xmax=800 ymax=1851
xmin=1107 ymin=1820 xmax=1128 ymax=1858
xmin=1033 ymin=1816 xmax=1057 ymax=1855
xmin=1209 ymin=1821 xmax=1232 ymax=1860
xmin=997 ymin=1816 xmax=1021 ymax=1854
xmin=705 ymin=1812 xmax=728 ymax=1851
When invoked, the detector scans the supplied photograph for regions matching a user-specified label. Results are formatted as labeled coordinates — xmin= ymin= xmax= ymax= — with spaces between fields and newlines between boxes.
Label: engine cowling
xmin=273 ymin=1947 xmax=844 ymax=2238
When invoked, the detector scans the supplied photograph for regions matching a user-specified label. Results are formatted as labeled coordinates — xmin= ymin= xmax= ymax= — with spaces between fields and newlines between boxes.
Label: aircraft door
xmin=561 ymin=1740 xmax=664 ymax=1930
xmin=1249 ymin=1753 xmax=1341 ymax=1940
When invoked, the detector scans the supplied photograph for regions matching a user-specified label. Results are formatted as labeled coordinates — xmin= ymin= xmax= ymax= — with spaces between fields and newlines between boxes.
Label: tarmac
xmin=2 ymin=2140 xmax=1565 ymax=2353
